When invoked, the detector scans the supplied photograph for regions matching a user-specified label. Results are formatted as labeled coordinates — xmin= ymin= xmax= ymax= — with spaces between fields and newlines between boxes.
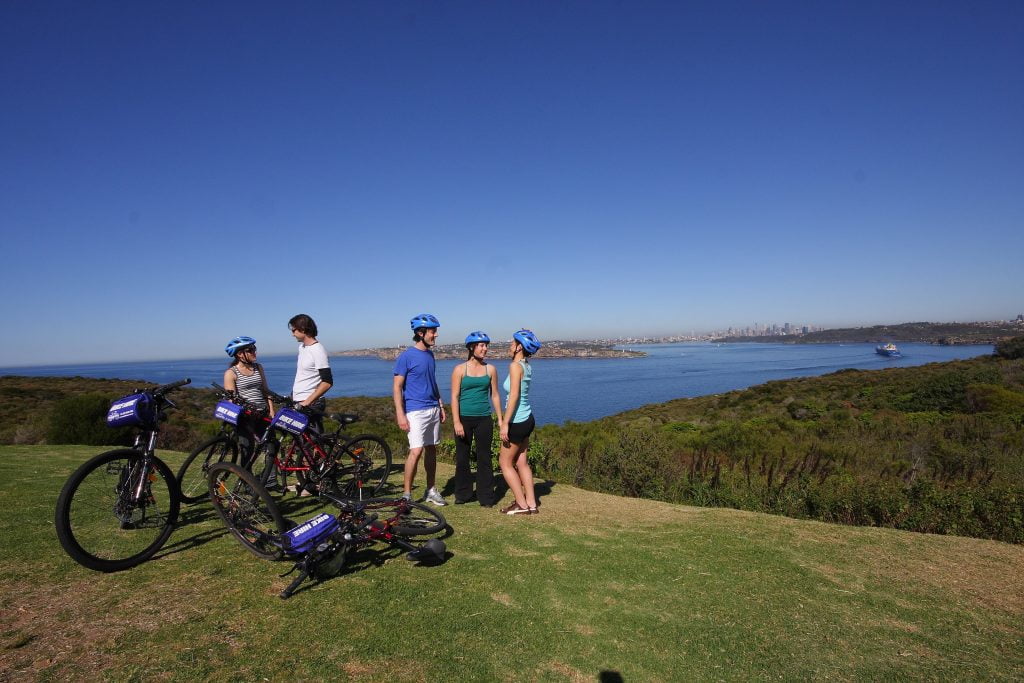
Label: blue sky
xmin=2 ymin=1 xmax=1021 ymax=365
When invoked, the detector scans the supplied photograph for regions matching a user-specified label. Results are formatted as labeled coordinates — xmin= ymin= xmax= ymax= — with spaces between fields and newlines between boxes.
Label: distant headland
xmin=713 ymin=320 xmax=1022 ymax=345
xmin=333 ymin=340 xmax=646 ymax=361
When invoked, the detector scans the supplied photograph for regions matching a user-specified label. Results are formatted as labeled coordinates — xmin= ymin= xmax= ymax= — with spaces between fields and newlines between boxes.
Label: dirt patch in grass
xmin=0 ymin=567 xmax=220 ymax=680
xmin=491 ymin=592 xmax=515 ymax=607
xmin=1 ymin=578 xmax=122 ymax=679
xmin=538 ymin=660 xmax=588 ymax=682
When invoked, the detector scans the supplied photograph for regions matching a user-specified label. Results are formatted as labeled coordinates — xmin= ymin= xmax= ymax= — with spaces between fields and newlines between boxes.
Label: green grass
xmin=3 ymin=445 xmax=1023 ymax=681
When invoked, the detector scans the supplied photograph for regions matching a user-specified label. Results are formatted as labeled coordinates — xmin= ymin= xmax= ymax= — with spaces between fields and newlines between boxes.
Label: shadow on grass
xmin=282 ymin=539 xmax=452 ymax=599
xmin=155 ymin=527 xmax=228 ymax=561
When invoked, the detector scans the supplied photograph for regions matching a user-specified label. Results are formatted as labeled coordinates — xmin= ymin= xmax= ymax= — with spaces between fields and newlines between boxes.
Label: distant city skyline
xmin=2 ymin=3 xmax=1021 ymax=366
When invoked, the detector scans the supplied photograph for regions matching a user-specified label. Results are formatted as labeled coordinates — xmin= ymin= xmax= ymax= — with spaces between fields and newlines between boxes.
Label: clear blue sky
xmin=2 ymin=1 xmax=1021 ymax=366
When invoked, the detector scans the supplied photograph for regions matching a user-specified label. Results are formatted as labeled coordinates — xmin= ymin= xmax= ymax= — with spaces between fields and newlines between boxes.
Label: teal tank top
xmin=458 ymin=369 xmax=492 ymax=416
xmin=503 ymin=360 xmax=532 ymax=423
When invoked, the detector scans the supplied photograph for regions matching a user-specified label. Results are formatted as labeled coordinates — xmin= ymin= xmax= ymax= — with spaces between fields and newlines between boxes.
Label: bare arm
xmin=300 ymin=379 xmax=332 ymax=407
xmin=450 ymin=364 xmax=465 ymax=438
xmin=223 ymin=368 xmax=237 ymax=394
xmin=488 ymin=365 xmax=502 ymax=424
xmin=393 ymin=374 xmax=409 ymax=431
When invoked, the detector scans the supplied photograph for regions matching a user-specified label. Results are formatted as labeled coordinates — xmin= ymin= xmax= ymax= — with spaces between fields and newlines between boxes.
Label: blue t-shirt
xmin=394 ymin=347 xmax=440 ymax=412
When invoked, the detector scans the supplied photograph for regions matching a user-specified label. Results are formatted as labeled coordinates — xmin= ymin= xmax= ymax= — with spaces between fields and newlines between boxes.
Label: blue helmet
xmin=410 ymin=313 xmax=440 ymax=331
xmin=465 ymin=331 xmax=490 ymax=346
xmin=513 ymin=329 xmax=542 ymax=355
xmin=225 ymin=336 xmax=257 ymax=357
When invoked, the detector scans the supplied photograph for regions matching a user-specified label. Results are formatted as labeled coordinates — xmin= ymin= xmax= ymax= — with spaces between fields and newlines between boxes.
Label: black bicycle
xmin=55 ymin=378 xmax=191 ymax=572
xmin=207 ymin=462 xmax=446 ymax=598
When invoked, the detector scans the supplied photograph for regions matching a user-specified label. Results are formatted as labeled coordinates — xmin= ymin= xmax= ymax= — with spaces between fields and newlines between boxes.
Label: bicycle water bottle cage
xmin=106 ymin=393 xmax=156 ymax=428
xmin=270 ymin=407 xmax=309 ymax=435
xmin=282 ymin=513 xmax=340 ymax=555
xmin=213 ymin=401 xmax=242 ymax=425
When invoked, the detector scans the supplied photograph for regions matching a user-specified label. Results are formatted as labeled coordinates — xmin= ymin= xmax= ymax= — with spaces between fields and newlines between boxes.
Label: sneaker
xmin=424 ymin=487 xmax=447 ymax=506
xmin=501 ymin=502 xmax=530 ymax=515
xmin=400 ymin=492 xmax=413 ymax=502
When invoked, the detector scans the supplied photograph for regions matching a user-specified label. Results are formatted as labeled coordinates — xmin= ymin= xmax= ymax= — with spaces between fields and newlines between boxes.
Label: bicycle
xmin=55 ymin=378 xmax=192 ymax=572
xmin=175 ymin=383 xmax=271 ymax=504
xmin=207 ymin=462 xmax=446 ymax=598
xmin=250 ymin=391 xmax=393 ymax=499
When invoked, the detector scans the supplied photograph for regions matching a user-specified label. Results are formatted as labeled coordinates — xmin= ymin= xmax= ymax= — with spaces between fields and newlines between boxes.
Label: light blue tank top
xmin=502 ymin=360 xmax=532 ymax=423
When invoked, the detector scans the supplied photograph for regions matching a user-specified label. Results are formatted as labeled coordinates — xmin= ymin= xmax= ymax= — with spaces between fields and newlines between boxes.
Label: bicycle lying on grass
xmin=207 ymin=462 xmax=447 ymax=598
xmin=55 ymin=378 xmax=191 ymax=572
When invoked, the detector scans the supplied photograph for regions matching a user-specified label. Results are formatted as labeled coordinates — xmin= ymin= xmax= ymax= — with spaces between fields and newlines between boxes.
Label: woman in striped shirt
xmin=223 ymin=336 xmax=275 ymax=462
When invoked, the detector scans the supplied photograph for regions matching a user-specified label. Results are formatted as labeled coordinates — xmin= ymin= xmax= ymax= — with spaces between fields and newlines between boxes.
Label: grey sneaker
xmin=401 ymin=492 xmax=413 ymax=502
xmin=424 ymin=487 xmax=447 ymax=506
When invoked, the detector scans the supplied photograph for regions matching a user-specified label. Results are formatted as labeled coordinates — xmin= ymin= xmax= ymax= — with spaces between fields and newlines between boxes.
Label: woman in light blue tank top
xmin=499 ymin=329 xmax=543 ymax=515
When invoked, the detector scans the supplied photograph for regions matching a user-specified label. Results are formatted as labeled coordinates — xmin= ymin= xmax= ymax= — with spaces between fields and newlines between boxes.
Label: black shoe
xmin=454 ymin=495 xmax=477 ymax=505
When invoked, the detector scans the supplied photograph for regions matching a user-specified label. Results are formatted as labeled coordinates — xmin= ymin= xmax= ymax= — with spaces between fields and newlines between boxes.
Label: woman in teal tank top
xmin=449 ymin=332 xmax=502 ymax=506
xmin=499 ymin=329 xmax=543 ymax=515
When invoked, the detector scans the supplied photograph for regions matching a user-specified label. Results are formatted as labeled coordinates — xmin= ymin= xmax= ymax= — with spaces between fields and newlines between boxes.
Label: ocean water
xmin=0 ymin=342 xmax=992 ymax=425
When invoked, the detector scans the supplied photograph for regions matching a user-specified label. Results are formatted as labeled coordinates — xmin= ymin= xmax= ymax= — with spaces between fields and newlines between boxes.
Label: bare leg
xmin=423 ymin=444 xmax=437 ymax=490
xmin=515 ymin=439 xmax=536 ymax=509
xmin=499 ymin=441 xmax=528 ymax=509
xmin=403 ymin=446 xmax=423 ymax=494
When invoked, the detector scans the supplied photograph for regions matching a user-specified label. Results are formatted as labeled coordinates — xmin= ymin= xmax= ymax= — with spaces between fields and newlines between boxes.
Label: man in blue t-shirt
xmin=393 ymin=313 xmax=447 ymax=506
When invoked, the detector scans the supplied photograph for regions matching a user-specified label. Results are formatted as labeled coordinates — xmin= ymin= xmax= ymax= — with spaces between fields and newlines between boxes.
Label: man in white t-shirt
xmin=288 ymin=314 xmax=332 ymax=428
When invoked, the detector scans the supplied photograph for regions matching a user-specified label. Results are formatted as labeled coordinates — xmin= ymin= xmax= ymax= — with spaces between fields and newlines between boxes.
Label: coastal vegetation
xmin=529 ymin=340 xmax=1024 ymax=543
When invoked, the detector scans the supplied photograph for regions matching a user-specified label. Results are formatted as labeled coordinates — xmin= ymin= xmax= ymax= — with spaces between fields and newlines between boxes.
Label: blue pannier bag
xmin=282 ymin=513 xmax=339 ymax=555
xmin=270 ymin=407 xmax=309 ymax=435
xmin=106 ymin=393 xmax=155 ymax=428
xmin=213 ymin=400 xmax=242 ymax=425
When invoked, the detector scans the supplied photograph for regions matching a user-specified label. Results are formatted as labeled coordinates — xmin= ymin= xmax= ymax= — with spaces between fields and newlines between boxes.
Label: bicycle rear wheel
xmin=336 ymin=435 xmax=392 ymax=497
xmin=177 ymin=435 xmax=237 ymax=504
xmin=55 ymin=449 xmax=180 ymax=572
xmin=208 ymin=462 xmax=286 ymax=560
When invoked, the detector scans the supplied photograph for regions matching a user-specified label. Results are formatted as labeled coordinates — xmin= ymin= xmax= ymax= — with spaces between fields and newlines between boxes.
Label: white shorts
xmin=407 ymin=407 xmax=441 ymax=449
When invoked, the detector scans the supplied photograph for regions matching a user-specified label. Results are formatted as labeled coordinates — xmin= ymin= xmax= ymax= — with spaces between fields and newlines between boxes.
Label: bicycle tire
xmin=208 ymin=462 xmax=286 ymax=560
xmin=55 ymin=449 xmax=180 ymax=572
xmin=176 ymin=435 xmax=238 ymax=504
xmin=369 ymin=498 xmax=446 ymax=536
xmin=337 ymin=435 xmax=393 ymax=497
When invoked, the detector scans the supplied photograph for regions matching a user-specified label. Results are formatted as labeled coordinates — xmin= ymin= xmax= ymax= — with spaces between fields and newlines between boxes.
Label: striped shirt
xmin=232 ymin=366 xmax=267 ymax=410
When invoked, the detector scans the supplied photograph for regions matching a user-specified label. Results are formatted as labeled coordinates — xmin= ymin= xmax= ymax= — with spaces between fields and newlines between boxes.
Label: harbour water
xmin=0 ymin=342 xmax=993 ymax=425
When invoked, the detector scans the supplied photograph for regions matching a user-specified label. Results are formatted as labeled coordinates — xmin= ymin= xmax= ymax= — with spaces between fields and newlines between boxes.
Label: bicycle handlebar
xmin=153 ymin=378 xmax=191 ymax=396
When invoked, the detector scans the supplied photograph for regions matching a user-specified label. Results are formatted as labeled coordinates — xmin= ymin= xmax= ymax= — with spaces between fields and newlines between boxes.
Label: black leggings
xmin=454 ymin=415 xmax=497 ymax=505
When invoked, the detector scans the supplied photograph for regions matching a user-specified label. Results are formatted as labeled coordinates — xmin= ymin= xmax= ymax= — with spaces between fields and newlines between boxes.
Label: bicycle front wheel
xmin=338 ymin=435 xmax=393 ymax=497
xmin=55 ymin=449 xmax=180 ymax=572
xmin=386 ymin=499 xmax=446 ymax=536
xmin=177 ymin=435 xmax=238 ymax=504
xmin=208 ymin=462 xmax=286 ymax=560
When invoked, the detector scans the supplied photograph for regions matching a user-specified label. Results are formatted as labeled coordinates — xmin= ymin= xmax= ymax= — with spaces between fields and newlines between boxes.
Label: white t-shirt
xmin=293 ymin=341 xmax=330 ymax=401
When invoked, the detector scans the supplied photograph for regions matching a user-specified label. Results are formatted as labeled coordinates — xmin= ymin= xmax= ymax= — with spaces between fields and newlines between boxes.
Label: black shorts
xmin=507 ymin=414 xmax=535 ymax=444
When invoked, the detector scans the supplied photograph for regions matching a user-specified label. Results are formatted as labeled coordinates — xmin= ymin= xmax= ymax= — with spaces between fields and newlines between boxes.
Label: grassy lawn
xmin=2 ymin=444 xmax=1022 ymax=681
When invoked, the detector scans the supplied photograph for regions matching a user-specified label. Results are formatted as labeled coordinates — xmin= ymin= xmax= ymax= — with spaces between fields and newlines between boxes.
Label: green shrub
xmin=994 ymin=336 xmax=1024 ymax=360
xmin=965 ymin=383 xmax=1024 ymax=415
xmin=47 ymin=393 xmax=132 ymax=446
